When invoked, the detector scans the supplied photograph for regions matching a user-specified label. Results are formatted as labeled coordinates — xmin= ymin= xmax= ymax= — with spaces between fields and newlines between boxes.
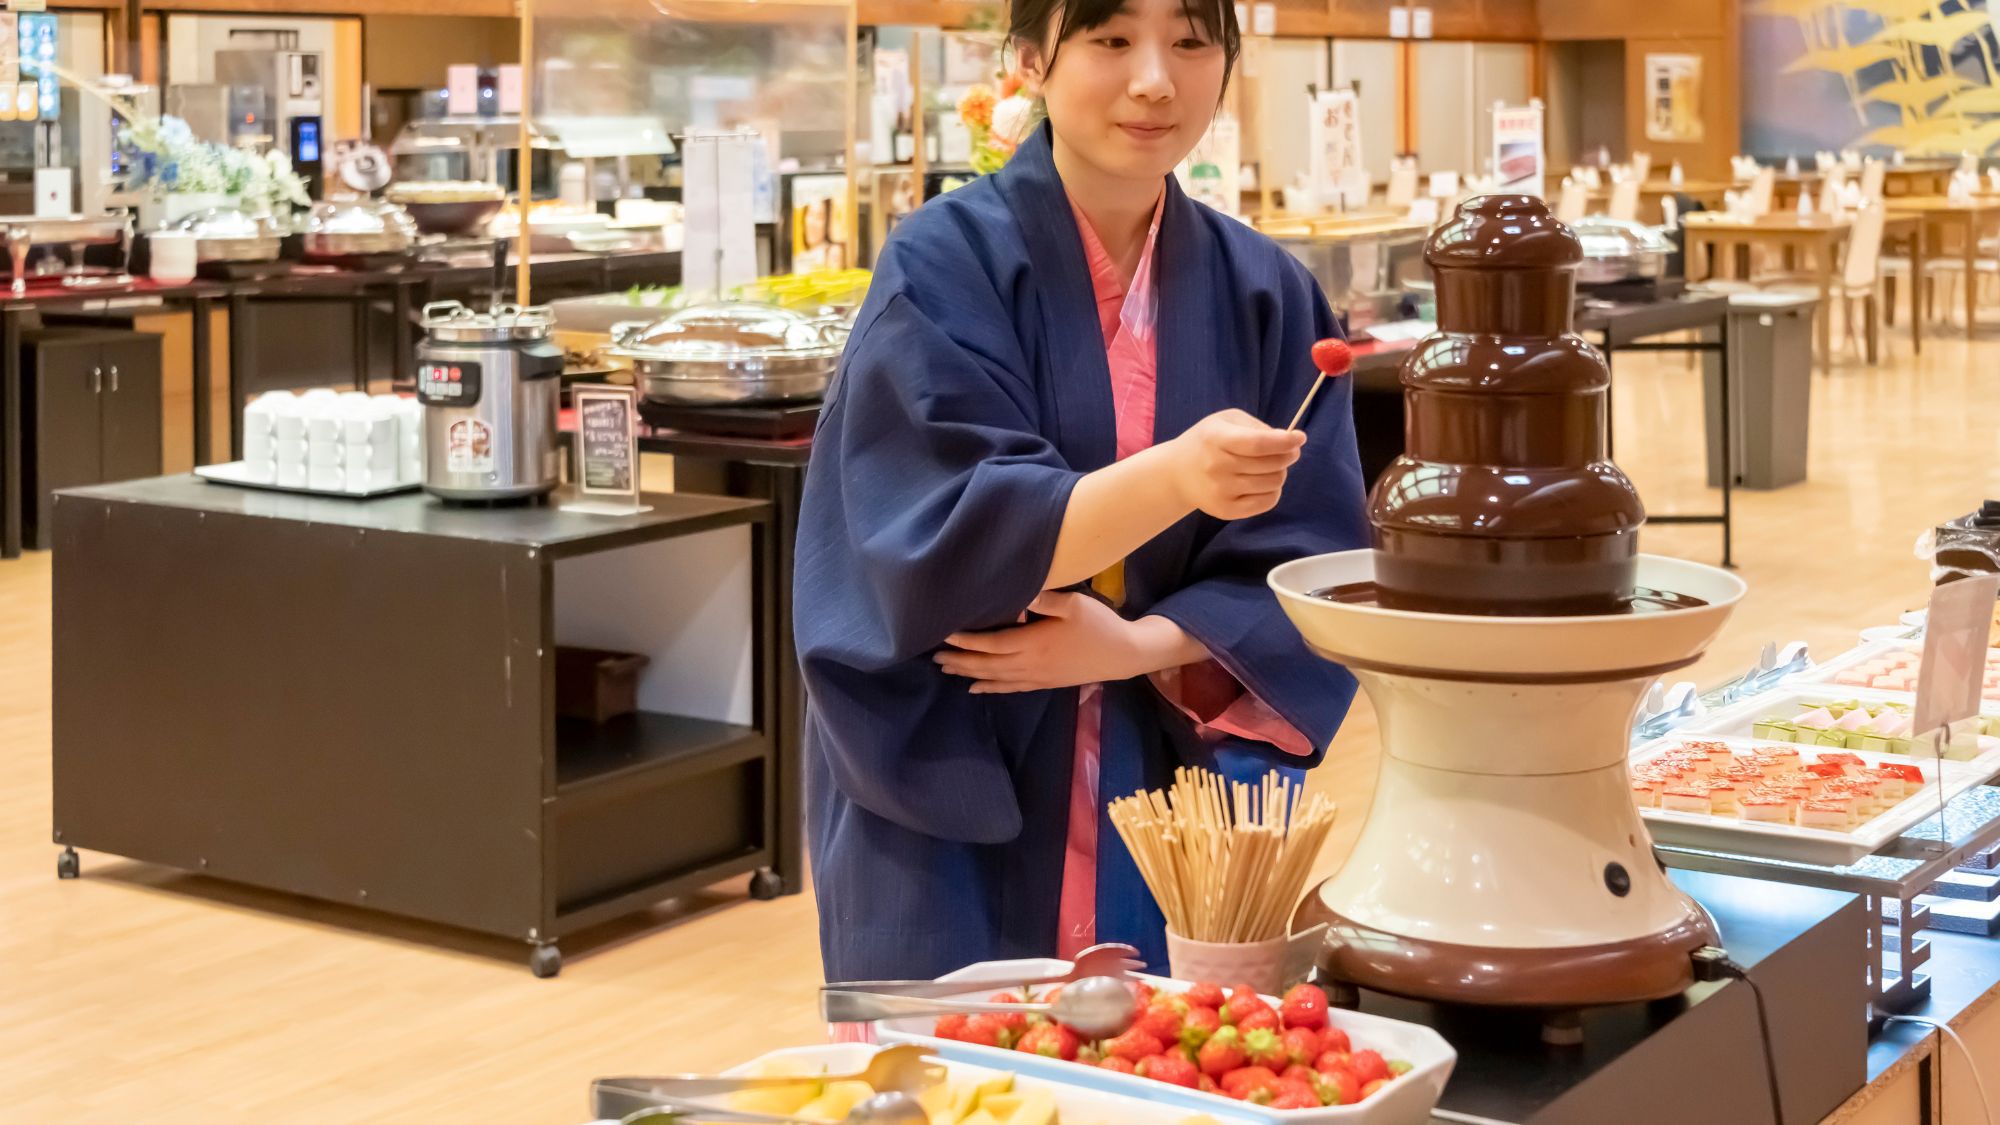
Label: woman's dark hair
xmin=1009 ymin=0 xmax=1241 ymax=91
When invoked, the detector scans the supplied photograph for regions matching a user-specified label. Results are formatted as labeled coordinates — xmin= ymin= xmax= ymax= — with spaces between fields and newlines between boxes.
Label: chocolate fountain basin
xmin=1270 ymin=549 xmax=1746 ymax=1007
xmin=1269 ymin=551 xmax=1744 ymax=684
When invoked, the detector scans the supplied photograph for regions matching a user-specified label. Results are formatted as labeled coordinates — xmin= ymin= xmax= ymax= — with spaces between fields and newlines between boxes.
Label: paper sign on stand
xmin=564 ymin=386 xmax=652 ymax=516
xmin=1428 ymin=170 xmax=1460 ymax=199
xmin=496 ymin=65 xmax=522 ymax=115
xmin=1389 ymin=7 xmax=1411 ymax=36
xmin=1308 ymin=87 xmax=1362 ymax=213
xmin=682 ymin=130 xmax=759 ymax=302
xmin=1412 ymin=7 xmax=1433 ymax=37
xmin=1490 ymin=101 xmax=1545 ymax=194
xmin=1251 ymin=2 xmax=1276 ymax=36
xmin=1914 ymin=575 xmax=2000 ymax=738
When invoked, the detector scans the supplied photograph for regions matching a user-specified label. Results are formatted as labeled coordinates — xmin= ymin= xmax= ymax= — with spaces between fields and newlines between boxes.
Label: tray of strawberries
xmin=872 ymin=959 xmax=1455 ymax=1123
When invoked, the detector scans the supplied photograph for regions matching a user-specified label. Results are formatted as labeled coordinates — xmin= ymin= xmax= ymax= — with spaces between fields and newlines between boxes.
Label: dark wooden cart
xmin=51 ymin=476 xmax=791 ymax=976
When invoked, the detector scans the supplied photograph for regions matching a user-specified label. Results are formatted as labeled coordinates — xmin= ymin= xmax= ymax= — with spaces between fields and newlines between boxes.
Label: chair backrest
xmin=1557 ymin=178 xmax=1587 ymax=223
xmin=1608 ymin=178 xmax=1642 ymax=222
xmin=1386 ymin=161 xmax=1419 ymax=208
xmin=1820 ymin=169 xmax=1847 ymax=214
xmin=1860 ymin=159 xmax=1886 ymax=201
xmin=1748 ymin=168 xmax=1776 ymax=216
xmin=1631 ymin=152 xmax=1653 ymax=182
xmin=1843 ymin=203 xmax=1886 ymax=290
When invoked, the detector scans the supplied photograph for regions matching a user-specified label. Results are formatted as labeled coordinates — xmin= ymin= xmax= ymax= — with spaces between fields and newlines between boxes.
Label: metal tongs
xmin=593 ymin=1044 xmax=939 ymax=1124
xmin=819 ymin=943 xmax=1145 ymax=1040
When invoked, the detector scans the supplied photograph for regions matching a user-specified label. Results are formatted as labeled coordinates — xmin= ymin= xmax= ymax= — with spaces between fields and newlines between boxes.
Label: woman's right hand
xmin=1166 ymin=409 xmax=1308 ymax=520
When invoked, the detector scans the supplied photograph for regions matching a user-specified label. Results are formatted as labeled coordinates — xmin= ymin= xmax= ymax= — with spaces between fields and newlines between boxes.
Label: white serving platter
xmin=874 ymin=958 xmax=1455 ymax=1124
xmin=194 ymin=460 xmax=419 ymax=499
xmin=585 ymin=1041 xmax=1229 ymax=1125
xmin=1630 ymin=733 xmax=1989 ymax=865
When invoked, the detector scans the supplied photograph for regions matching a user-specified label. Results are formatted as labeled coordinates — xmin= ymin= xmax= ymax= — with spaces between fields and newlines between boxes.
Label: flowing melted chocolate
xmin=1367 ymin=195 xmax=1646 ymax=617
xmin=1311 ymin=581 xmax=1706 ymax=615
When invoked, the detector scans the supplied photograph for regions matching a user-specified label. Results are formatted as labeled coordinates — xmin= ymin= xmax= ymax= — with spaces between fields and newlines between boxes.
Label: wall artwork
xmin=1645 ymin=53 xmax=1704 ymax=142
xmin=1744 ymin=0 xmax=2000 ymax=156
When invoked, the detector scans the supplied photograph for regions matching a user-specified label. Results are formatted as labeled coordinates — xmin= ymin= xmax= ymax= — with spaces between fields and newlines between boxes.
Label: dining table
xmin=1880 ymin=196 xmax=2000 ymax=340
xmin=1681 ymin=212 xmax=1851 ymax=368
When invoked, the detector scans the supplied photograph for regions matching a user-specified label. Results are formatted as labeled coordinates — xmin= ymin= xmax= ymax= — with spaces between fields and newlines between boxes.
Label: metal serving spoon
xmin=820 ymin=943 xmax=1143 ymax=1002
xmin=593 ymin=1045 xmax=940 ymax=1119
xmin=820 ymin=973 xmax=1141 ymax=1041
xmin=614 ymin=1090 xmax=929 ymax=1125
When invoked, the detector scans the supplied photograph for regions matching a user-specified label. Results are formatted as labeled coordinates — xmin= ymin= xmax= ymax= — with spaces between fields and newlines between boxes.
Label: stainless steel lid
xmin=176 ymin=206 xmax=276 ymax=241
xmin=420 ymin=300 xmax=555 ymax=343
xmin=1570 ymin=216 xmax=1676 ymax=260
xmin=609 ymin=301 xmax=848 ymax=367
xmin=307 ymin=197 xmax=418 ymax=238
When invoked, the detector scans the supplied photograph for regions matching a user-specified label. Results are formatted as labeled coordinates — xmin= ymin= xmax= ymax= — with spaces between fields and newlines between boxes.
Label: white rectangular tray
xmin=585 ymin=1042 xmax=1220 ymax=1125
xmin=874 ymin=958 xmax=1455 ymax=1124
xmin=1631 ymin=734 xmax=1989 ymax=865
xmin=1796 ymin=638 xmax=2000 ymax=704
xmin=194 ymin=460 xmax=419 ymax=499
xmin=1683 ymin=684 xmax=2000 ymax=775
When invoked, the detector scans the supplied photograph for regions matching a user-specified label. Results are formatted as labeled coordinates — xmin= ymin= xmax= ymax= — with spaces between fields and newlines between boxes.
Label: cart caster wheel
xmin=749 ymin=868 xmax=784 ymax=901
xmin=530 ymin=944 xmax=562 ymax=979
xmin=56 ymin=847 xmax=79 ymax=880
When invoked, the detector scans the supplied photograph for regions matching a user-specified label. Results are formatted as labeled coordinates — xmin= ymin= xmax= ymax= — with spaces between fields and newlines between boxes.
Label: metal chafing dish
xmin=0 ymin=214 xmax=133 ymax=295
xmin=176 ymin=206 xmax=281 ymax=262
xmin=1571 ymin=215 xmax=1676 ymax=284
xmin=611 ymin=301 xmax=848 ymax=406
xmin=302 ymin=198 xmax=418 ymax=261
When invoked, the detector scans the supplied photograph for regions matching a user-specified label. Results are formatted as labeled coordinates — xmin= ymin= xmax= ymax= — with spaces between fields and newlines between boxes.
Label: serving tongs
xmin=608 ymin=1090 xmax=928 ymax=1125
xmin=818 ymin=943 xmax=1145 ymax=1040
xmin=593 ymin=1044 xmax=938 ymax=1123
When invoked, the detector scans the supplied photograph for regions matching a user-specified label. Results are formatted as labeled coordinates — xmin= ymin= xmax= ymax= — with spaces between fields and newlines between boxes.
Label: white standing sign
xmin=1308 ymin=87 xmax=1362 ymax=213
xmin=1914 ymin=575 xmax=2000 ymax=739
xmin=1491 ymin=100 xmax=1546 ymax=194
xmin=682 ymin=130 xmax=759 ymax=302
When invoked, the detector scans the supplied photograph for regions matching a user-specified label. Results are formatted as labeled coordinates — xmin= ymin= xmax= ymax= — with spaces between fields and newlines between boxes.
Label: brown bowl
xmin=401 ymin=198 xmax=504 ymax=236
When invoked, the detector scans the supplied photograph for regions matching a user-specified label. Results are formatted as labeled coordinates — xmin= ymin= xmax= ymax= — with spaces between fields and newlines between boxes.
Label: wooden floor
xmin=11 ymin=326 xmax=2000 ymax=1121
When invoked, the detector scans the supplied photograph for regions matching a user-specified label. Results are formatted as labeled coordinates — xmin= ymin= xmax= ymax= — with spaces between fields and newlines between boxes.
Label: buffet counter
xmin=0 ymin=247 xmax=680 ymax=558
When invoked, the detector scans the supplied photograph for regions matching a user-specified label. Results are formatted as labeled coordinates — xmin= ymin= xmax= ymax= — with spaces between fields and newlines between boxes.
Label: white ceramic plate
xmin=1630 ymin=734 xmax=1986 ymax=865
xmin=874 ymin=959 xmax=1455 ymax=1124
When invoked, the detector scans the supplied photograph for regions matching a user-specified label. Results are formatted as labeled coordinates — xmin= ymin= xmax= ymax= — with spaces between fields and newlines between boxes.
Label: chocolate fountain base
xmin=1299 ymin=900 xmax=1718 ymax=1007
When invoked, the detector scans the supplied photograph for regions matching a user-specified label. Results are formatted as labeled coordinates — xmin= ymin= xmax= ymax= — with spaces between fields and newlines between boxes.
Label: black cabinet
xmin=23 ymin=329 xmax=163 ymax=549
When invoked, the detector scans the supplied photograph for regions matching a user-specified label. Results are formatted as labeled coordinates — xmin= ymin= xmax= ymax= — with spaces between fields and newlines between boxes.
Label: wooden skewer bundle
xmin=1107 ymin=767 xmax=1338 ymax=944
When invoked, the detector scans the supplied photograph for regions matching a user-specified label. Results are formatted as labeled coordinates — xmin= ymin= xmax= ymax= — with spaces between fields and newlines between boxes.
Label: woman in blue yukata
xmin=795 ymin=0 xmax=1370 ymax=981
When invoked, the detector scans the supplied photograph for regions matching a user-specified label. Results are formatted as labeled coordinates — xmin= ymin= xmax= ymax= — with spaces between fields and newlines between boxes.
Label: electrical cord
xmin=1692 ymin=946 xmax=1785 ymax=1124
xmin=1884 ymin=1014 xmax=1996 ymax=1125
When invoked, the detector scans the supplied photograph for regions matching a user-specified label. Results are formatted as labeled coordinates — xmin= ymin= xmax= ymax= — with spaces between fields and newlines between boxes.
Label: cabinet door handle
xmin=108 ymin=364 xmax=118 ymax=393
xmin=90 ymin=366 xmax=101 ymax=394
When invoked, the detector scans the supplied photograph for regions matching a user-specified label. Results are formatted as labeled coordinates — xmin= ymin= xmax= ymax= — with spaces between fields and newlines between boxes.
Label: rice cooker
xmin=416 ymin=301 xmax=563 ymax=502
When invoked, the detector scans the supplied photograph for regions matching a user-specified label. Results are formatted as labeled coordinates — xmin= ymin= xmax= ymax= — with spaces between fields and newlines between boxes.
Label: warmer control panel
xmin=416 ymin=359 xmax=483 ymax=407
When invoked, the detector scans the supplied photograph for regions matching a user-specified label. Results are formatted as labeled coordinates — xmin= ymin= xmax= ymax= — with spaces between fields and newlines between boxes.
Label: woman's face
xmin=803 ymin=199 xmax=829 ymax=247
xmin=1020 ymin=0 xmax=1226 ymax=186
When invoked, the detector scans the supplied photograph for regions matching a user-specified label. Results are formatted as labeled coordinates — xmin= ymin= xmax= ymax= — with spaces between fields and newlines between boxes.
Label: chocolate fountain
xmin=1273 ymin=196 xmax=1747 ymax=1009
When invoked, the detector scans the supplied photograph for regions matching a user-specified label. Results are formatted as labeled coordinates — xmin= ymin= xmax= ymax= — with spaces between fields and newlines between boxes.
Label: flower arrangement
xmin=958 ymin=71 xmax=1039 ymax=176
xmin=117 ymin=115 xmax=311 ymax=216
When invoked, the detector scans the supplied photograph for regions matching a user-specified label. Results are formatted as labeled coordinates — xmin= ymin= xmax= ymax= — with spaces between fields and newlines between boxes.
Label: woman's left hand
xmin=936 ymin=592 xmax=1145 ymax=694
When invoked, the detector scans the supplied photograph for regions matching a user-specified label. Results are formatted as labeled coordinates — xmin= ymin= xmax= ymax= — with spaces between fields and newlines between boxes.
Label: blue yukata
xmin=794 ymin=122 xmax=1370 ymax=982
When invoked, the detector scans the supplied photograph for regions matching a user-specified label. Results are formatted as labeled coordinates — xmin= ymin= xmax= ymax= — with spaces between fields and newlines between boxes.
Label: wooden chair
xmin=1860 ymin=159 xmax=1886 ymax=202
xmin=1764 ymin=204 xmax=1884 ymax=362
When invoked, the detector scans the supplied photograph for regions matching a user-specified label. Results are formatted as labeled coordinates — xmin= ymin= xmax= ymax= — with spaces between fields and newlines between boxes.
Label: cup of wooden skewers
xmin=1109 ymin=767 xmax=1338 ymax=995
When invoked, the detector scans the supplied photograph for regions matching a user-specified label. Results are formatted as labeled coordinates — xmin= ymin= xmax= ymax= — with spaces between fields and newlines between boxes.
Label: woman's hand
xmin=1164 ymin=409 xmax=1307 ymax=520
xmin=935 ymin=593 xmax=1203 ymax=694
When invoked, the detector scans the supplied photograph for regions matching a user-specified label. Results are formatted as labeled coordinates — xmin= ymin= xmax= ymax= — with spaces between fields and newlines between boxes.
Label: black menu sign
xmin=575 ymin=387 xmax=638 ymax=499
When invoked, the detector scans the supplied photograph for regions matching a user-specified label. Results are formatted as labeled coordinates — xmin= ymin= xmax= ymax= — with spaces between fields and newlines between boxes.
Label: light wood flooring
xmin=10 ymin=328 xmax=2000 ymax=1122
